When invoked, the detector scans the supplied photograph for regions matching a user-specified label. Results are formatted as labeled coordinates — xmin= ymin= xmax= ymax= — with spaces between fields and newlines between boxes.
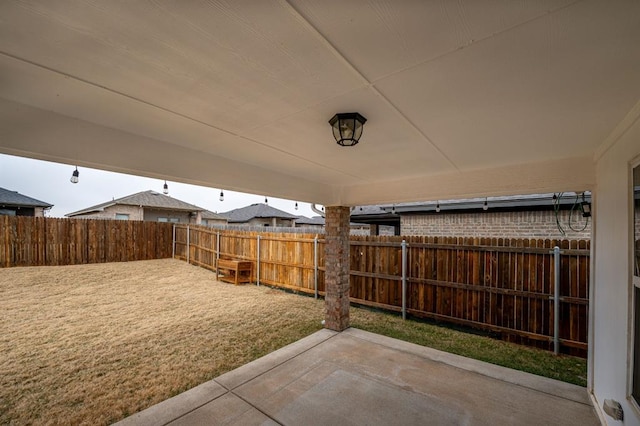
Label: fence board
xmin=1 ymin=216 xmax=173 ymax=267
xmin=173 ymin=228 xmax=590 ymax=356
xmin=7 ymin=219 xmax=586 ymax=356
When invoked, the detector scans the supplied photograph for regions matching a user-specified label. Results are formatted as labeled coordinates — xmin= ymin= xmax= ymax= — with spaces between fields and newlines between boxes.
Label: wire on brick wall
xmin=553 ymin=192 xmax=590 ymax=235
xmin=553 ymin=193 xmax=566 ymax=236
xmin=568 ymin=193 xmax=590 ymax=233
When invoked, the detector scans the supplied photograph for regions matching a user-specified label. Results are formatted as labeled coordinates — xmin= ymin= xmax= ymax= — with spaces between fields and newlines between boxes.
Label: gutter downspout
xmin=311 ymin=204 xmax=325 ymax=217
xmin=312 ymin=204 xmax=356 ymax=217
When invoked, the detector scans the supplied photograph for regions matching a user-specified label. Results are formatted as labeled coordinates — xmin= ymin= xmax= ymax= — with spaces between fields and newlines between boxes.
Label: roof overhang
xmin=1 ymin=1 xmax=638 ymax=205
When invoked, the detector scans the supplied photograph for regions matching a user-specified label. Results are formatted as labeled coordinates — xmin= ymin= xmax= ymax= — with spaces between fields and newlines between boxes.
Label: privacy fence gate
xmin=174 ymin=225 xmax=590 ymax=356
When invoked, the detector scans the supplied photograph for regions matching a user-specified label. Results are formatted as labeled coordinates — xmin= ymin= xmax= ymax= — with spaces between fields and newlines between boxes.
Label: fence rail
xmin=0 ymin=216 xmax=173 ymax=267
xmin=1 ymin=218 xmax=589 ymax=355
xmin=174 ymin=226 xmax=590 ymax=356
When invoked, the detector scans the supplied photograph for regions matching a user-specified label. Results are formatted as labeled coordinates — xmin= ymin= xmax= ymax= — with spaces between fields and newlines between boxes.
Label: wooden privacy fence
xmin=175 ymin=226 xmax=590 ymax=356
xmin=1 ymin=216 xmax=173 ymax=267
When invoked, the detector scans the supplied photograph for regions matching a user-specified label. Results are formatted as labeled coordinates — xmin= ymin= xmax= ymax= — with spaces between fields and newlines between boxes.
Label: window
xmin=115 ymin=213 xmax=129 ymax=220
xmin=158 ymin=217 xmax=180 ymax=223
xmin=632 ymin=165 xmax=640 ymax=402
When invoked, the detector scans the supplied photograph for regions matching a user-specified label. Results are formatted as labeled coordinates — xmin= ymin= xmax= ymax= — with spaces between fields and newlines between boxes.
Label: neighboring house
xmin=351 ymin=193 xmax=592 ymax=240
xmin=220 ymin=203 xmax=298 ymax=227
xmin=200 ymin=210 xmax=228 ymax=227
xmin=0 ymin=187 xmax=52 ymax=217
xmin=295 ymin=215 xmax=370 ymax=235
xmin=350 ymin=205 xmax=400 ymax=236
xmin=65 ymin=190 xmax=211 ymax=224
xmin=294 ymin=215 xmax=325 ymax=229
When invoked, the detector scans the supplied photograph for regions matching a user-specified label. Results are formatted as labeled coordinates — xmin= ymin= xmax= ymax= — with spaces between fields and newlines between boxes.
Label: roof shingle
xmin=0 ymin=187 xmax=52 ymax=208
xmin=66 ymin=190 xmax=204 ymax=217
xmin=220 ymin=203 xmax=298 ymax=223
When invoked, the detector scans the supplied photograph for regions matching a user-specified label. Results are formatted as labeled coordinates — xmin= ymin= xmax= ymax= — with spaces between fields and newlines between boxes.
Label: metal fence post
xmin=553 ymin=245 xmax=560 ymax=355
xmin=172 ymin=224 xmax=176 ymax=259
xmin=186 ymin=225 xmax=190 ymax=264
xmin=314 ymin=236 xmax=318 ymax=299
xmin=401 ymin=239 xmax=407 ymax=320
xmin=257 ymin=235 xmax=261 ymax=286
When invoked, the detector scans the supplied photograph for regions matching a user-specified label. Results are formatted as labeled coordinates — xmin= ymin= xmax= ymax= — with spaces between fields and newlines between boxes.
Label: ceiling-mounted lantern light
xmin=70 ymin=166 xmax=79 ymax=184
xmin=329 ymin=112 xmax=367 ymax=146
xmin=219 ymin=190 xmax=224 ymax=202
xmin=163 ymin=181 xmax=169 ymax=195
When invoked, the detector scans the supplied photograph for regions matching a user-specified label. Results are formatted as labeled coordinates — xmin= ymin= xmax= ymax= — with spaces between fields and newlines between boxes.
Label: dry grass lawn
xmin=0 ymin=259 xmax=325 ymax=425
xmin=1 ymin=258 xmax=588 ymax=425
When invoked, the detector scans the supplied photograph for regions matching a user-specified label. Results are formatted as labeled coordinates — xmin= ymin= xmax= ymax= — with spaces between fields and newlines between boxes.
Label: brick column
xmin=324 ymin=206 xmax=351 ymax=331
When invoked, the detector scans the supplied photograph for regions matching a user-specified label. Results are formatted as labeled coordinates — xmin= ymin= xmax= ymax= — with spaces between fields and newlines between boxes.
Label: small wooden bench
xmin=216 ymin=258 xmax=253 ymax=285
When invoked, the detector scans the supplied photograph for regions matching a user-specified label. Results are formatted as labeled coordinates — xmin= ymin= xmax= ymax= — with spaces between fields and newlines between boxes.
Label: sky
xmin=0 ymin=153 xmax=318 ymax=218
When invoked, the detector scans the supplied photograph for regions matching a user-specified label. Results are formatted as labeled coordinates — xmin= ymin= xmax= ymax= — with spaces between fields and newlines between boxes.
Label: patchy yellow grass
xmin=0 ymin=259 xmax=324 ymax=425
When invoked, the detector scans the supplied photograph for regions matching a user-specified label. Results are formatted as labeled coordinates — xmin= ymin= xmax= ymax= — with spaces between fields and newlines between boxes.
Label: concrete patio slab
xmin=115 ymin=328 xmax=599 ymax=425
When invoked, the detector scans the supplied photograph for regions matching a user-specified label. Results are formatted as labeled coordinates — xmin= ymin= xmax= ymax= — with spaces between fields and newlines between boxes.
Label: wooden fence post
xmin=172 ymin=224 xmax=176 ymax=259
xmin=256 ymin=235 xmax=261 ymax=286
xmin=186 ymin=225 xmax=190 ymax=264
xmin=314 ymin=235 xmax=319 ymax=299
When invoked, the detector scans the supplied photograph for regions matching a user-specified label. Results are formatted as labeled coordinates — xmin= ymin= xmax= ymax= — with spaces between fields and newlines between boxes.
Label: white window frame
xmin=631 ymin=161 xmax=640 ymax=405
xmin=115 ymin=213 xmax=129 ymax=220
xmin=158 ymin=217 xmax=180 ymax=223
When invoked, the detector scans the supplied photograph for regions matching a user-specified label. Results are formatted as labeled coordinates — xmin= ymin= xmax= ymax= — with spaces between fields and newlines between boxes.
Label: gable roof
xmin=201 ymin=210 xmax=227 ymax=221
xmin=220 ymin=203 xmax=298 ymax=223
xmin=295 ymin=216 xmax=325 ymax=226
xmin=0 ymin=187 xmax=52 ymax=208
xmin=378 ymin=192 xmax=591 ymax=214
xmin=66 ymin=190 xmax=204 ymax=217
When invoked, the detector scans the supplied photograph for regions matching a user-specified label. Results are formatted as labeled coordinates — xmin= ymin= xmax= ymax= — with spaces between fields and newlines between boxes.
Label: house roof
xmin=201 ymin=210 xmax=227 ymax=221
xmin=295 ymin=216 xmax=325 ymax=226
xmin=0 ymin=187 xmax=52 ymax=208
xmin=2 ymin=2 xmax=637 ymax=206
xmin=66 ymin=190 xmax=204 ymax=217
xmin=378 ymin=192 xmax=591 ymax=214
xmin=221 ymin=203 xmax=298 ymax=223
xmin=351 ymin=193 xmax=591 ymax=220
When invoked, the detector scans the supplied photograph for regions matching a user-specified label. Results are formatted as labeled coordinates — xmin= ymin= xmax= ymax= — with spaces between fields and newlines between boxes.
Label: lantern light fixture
xmin=70 ymin=166 xmax=79 ymax=184
xmin=163 ymin=181 xmax=169 ymax=195
xmin=581 ymin=193 xmax=591 ymax=218
xmin=219 ymin=190 xmax=224 ymax=202
xmin=329 ymin=112 xmax=367 ymax=146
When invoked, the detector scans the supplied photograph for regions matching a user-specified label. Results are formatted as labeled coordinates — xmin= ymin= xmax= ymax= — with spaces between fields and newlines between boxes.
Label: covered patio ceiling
xmin=1 ymin=1 xmax=639 ymax=206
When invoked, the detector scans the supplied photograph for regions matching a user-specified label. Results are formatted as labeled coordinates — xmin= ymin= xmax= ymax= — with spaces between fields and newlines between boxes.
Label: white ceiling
xmin=1 ymin=0 xmax=639 ymax=205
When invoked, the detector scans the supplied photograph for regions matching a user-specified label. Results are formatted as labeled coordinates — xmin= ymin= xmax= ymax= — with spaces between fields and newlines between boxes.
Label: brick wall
xmin=143 ymin=208 xmax=192 ymax=223
xmin=246 ymin=218 xmax=295 ymax=227
xmin=73 ymin=205 xmax=143 ymax=221
xmin=401 ymin=210 xmax=592 ymax=239
xmin=324 ymin=206 xmax=351 ymax=331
